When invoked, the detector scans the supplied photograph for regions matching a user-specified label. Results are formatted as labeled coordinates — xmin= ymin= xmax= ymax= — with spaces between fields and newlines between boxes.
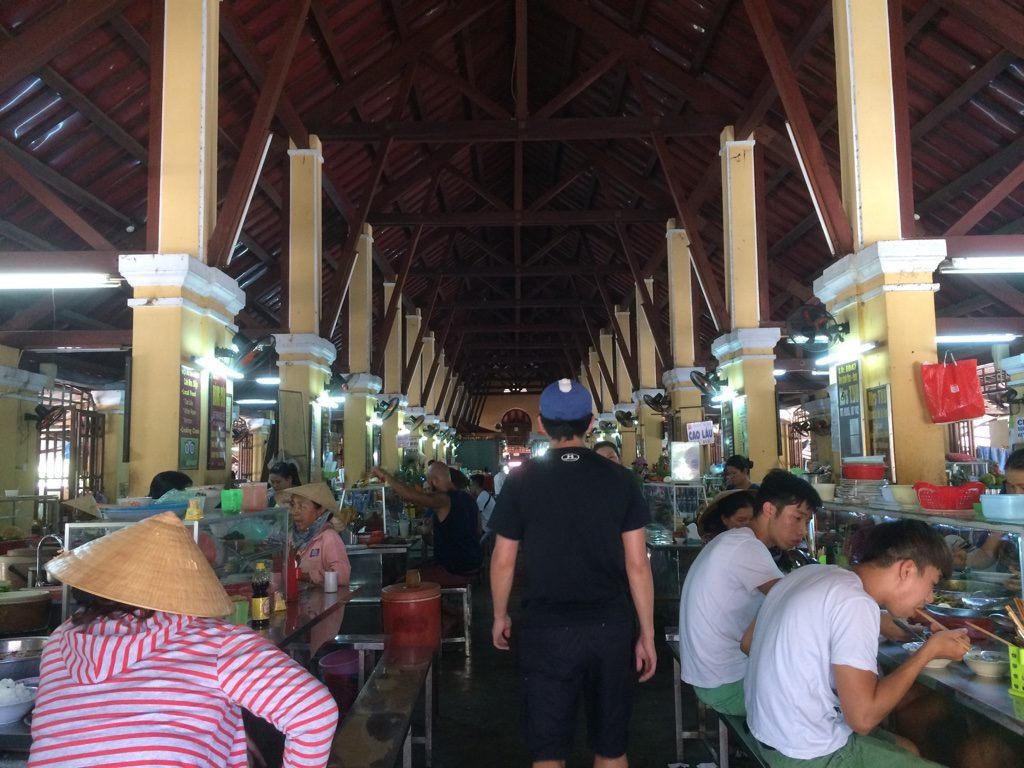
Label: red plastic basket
xmin=912 ymin=481 xmax=985 ymax=511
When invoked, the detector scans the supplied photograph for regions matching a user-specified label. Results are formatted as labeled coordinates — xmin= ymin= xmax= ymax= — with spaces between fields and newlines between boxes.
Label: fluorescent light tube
xmin=939 ymin=256 xmax=1024 ymax=274
xmin=194 ymin=356 xmax=243 ymax=379
xmin=936 ymin=334 xmax=1020 ymax=344
xmin=236 ymin=398 xmax=277 ymax=405
xmin=255 ymin=376 xmax=281 ymax=385
xmin=4 ymin=273 xmax=121 ymax=289
xmin=814 ymin=342 xmax=877 ymax=369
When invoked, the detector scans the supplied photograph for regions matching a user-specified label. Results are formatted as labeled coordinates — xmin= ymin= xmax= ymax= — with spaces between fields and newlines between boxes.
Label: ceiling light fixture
xmin=193 ymin=355 xmax=243 ymax=379
xmin=938 ymin=256 xmax=1024 ymax=274
xmin=936 ymin=333 xmax=1020 ymax=344
xmin=773 ymin=369 xmax=786 ymax=376
xmin=814 ymin=342 xmax=878 ymax=369
xmin=3 ymin=273 xmax=122 ymax=290
xmin=236 ymin=398 xmax=277 ymax=406
xmin=255 ymin=376 xmax=281 ymax=385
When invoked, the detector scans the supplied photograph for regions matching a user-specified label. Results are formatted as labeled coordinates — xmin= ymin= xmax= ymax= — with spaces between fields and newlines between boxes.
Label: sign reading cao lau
xmin=686 ymin=420 xmax=715 ymax=445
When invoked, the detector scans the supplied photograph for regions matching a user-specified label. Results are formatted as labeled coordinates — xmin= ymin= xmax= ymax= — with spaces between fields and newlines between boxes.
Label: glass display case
xmin=642 ymin=482 xmax=707 ymax=535
xmin=62 ymin=508 xmax=290 ymax=620
xmin=0 ymin=494 xmax=61 ymax=537
xmin=340 ymin=484 xmax=402 ymax=536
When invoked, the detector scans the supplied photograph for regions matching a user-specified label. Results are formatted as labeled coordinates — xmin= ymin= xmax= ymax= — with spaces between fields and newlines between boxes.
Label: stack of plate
xmin=836 ymin=478 xmax=888 ymax=504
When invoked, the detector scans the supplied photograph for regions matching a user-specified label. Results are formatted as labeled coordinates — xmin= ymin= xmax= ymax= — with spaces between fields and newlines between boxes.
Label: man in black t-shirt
xmin=370 ymin=462 xmax=481 ymax=586
xmin=489 ymin=379 xmax=655 ymax=768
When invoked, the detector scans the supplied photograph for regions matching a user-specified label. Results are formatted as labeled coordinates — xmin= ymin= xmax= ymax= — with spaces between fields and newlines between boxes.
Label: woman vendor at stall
xmin=31 ymin=511 xmax=338 ymax=768
xmin=723 ymin=454 xmax=757 ymax=491
xmin=282 ymin=482 xmax=351 ymax=587
xmin=268 ymin=460 xmax=301 ymax=506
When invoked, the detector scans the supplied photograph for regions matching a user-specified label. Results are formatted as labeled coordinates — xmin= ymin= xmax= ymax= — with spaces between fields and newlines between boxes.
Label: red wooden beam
xmin=943 ymin=159 xmax=1024 ymax=236
xmin=0 ymin=154 xmax=114 ymax=250
xmin=889 ymin=0 xmax=916 ymax=237
xmin=935 ymin=0 xmax=1024 ymax=59
xmin=0 ymin=330 xmax=132 ymax=349
xmin=535 ymin=50 xmax=624 ymax=119
xmin=208 ymin=0 xmax=311 ymax=269
xmin=369 ymin=209 xmax=670 ymax=227
xmin=420 ymin=54 xmax=510 ymax=119
xmin=742 ymin=0 xmax=853 ymax=257
xmin=0 ymin=0 xmax=132 ymax=94
xmin=0 ymin=251 xmax=119 ymax=271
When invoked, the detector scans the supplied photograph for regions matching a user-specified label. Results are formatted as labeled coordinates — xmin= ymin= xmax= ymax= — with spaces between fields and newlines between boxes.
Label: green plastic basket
xmin=1008 ymin=645 xmax=1024 ymax=696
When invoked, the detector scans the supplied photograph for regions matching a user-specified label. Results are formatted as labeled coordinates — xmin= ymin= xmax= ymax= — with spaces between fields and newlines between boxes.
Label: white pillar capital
xmin=711 ymin=327 xmax=782 ymax=361
xmin=120 ymin=253 xmax=246 ymax=324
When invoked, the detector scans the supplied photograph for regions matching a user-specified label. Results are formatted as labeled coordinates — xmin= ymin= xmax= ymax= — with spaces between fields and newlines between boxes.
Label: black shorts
xmin=518 ymin=620 xmax=635 ymax=761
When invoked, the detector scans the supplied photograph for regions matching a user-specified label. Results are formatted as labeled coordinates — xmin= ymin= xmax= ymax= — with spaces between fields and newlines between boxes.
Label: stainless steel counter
xmin=878 ymin=642 xmax=1023 ymax=736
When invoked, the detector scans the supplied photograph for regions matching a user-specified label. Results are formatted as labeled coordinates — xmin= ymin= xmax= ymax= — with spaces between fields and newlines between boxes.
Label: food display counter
xmin=642 ymin=482 xmax=706 ymax=535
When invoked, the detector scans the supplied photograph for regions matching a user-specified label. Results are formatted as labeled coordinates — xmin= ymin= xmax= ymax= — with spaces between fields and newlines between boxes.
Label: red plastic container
xmin=842 ymin=463 xmax=887 ymax=480
xmin=382 ymin=581 xmax=441 ymax=650
xmin=318 ymin=649 xmax=360 ymax=714
xmin=913 ymin=481 xmax=985 ymax=511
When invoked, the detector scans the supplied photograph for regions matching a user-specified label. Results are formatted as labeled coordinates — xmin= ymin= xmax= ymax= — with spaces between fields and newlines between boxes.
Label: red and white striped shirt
xmin=29 ymin=611 xmax=338 ymax=768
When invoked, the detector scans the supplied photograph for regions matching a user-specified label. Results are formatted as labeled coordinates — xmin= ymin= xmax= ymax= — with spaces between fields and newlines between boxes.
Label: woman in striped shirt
xmin=31 ymin=511 xmax=338 ymax=768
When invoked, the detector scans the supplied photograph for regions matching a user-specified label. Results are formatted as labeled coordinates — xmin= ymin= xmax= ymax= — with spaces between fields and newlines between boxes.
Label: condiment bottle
xmin=185 ymin=497 xmax=203 ymax=521
xmin=250 ymin=561 xmax=271 ymax=628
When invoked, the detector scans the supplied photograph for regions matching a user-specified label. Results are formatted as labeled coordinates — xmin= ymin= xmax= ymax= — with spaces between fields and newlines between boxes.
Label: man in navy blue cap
xmin=488 ymin=378 xmax=655 ymax=768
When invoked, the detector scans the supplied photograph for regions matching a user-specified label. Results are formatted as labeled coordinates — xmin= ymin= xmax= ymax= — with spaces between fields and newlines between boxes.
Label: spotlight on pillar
xmin=193 ymin=355 xmax=243 ymax=380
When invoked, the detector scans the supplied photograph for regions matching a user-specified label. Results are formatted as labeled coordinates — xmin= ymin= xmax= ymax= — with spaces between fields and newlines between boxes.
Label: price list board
xmin=179 ymin=365 xmax=201 ymax=470
xmin=865 ymin=384 xmax=894 ymax=480
xmin=720 ymin=399 xmax=734 ymax=458
xmin=835 ymin=361 xmax=863 ymax=458
xmin=207 ymin=375 xmax=227 ymax=470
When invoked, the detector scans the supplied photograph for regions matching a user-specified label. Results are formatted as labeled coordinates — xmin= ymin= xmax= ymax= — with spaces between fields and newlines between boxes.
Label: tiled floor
xmin=428 ymin=581 xmax=744 ymax=768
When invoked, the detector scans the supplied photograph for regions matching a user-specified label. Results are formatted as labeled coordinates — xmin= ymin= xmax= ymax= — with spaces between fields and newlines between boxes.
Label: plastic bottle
xmin=184 ymin=497 xmax=203 ymax=521
xmin=250 ymin=561 xmax=271 ymax=628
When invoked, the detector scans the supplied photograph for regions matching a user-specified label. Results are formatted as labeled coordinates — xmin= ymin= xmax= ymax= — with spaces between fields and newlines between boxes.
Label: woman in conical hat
xmin=277 ymin=483 xmax=350 ymax=588
xmin=29 ymin=512 xmax=338 ymax=768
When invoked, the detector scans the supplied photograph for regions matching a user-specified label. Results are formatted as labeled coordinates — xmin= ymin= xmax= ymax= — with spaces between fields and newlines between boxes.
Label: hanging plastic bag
xmin=919 ymin=354 xmax=986 ymax=423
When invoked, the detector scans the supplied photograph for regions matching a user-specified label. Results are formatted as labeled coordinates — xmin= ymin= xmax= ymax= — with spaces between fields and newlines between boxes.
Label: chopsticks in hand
xmin=914 ymin=608 xmax=973 ymax=651
xmin=963 ymin=620 xmax=1015 ymax=649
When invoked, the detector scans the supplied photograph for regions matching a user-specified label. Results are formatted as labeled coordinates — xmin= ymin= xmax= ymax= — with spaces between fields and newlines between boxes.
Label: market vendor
xmin=1003 ymin=448 xmax=1024 ymax=494
xmin=32 ymin=511 xmax=338 ymax=768
xmin=745 ymin=520 xmax=969 ymax=767
xmin=281 ymin=482 xmax=351 ymax=587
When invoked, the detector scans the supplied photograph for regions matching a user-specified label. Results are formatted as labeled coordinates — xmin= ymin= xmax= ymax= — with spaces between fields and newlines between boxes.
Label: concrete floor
xmin=427 ymin=579 xmax=753 ymax=768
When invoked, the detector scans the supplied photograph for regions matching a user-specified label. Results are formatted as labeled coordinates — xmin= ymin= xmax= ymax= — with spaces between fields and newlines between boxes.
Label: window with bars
xmin=36 ymin=384 xmax=104 ymax=501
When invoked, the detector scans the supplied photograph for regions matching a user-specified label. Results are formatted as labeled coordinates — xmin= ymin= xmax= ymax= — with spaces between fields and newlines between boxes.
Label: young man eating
xmin=678 ymin=470 xmax=819 ymax=715
xmin=745 ymin=520 xmax=969 ymax=767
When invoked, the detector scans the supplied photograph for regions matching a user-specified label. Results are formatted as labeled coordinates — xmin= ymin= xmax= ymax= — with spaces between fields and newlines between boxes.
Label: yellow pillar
xmin=665 ymin=220 xmax=704 ymax=451
xmin=426 ymin=352 xmax=445 ymax=415
xmin=635 ymin=277 xmax=664 ymax=463
xmin=274 ymin=335 xmax=335 ymax=481
xmin=813 ymin=241 xmax=947 ymax=483
xmin=405 ymin=311 xmax=422 ymax=407
xmin=379 ymin=282 xmax=404 ymax=472
xmin=834 ymin=0 xmax=902 ymax=249
xmin=248 ymin=422 xmax=271 ymax=483
xmin=714 ymin=126 xmax=778 ymax=473
xmin=712 ymin=329 xmax=782 ymax=479
xmin=420 ymin=334 xmax=435 ymax=416
xmin=158 ymin=0 xmax=218 ymax=262
xmin=340 ymin=223 xmax=376 ymax=484
xmin=1001 ymin=355 xmax=1024 ymax=450
xmin=0 ymin=347 xmax=46 ymax=501
xmin=348 ymin=224 xmax=373 ymax=372
xmin=588 ymin=349 xmax=605 ymax=411
xmin=613 ymin=307 xmax=637 ymax=465
xmin=121 ymin=256 xmax=244 ymax=495
xmin=287 ymin=139 xmax=324 ymax=333
xmin=720 ymin=127 xmax=762 ymax=328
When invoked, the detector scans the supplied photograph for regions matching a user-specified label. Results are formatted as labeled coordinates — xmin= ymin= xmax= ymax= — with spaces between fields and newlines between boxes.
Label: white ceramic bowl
xmin=815 ymin=483 xmax=835 ymax=502
xmin=888 ymin=484 xmax=918 ymax=506
xmin=902 ymin=642 xmax=953 ymax=669
xmin=0 ymin=682 xmax=36 ymax=724
xmin=980 ymin=495 xmax=1024 ymax=523
xmin=962 ymin=649 xmax=1010 ymax=678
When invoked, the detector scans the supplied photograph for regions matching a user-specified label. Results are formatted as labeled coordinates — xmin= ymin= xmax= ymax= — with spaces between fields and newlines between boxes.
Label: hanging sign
xmin=686 ymin=420 xmax=715 ymax=445
xmin=207 ymin=375 xmax=228 ymax=470
xmin=179 ymin=365 xmax=201 ymax=470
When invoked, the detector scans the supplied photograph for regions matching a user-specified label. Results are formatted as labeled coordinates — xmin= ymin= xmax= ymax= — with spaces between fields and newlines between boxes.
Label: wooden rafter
xmin=943 ymin=159 xmax=1024 ymax=236
xmin=208 ymin=0 xmax=312 ymax=269
xmin=579 ymin=310 xmax=616 ymax=396
xmin=742 ymin=0 xmax=852 ymax=258
xmin=369 ymin=209 xmax=670 ymax=227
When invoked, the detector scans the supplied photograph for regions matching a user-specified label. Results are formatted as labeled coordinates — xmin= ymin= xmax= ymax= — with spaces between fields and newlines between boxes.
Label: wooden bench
xmin=718 ymin=713 xmax=770 ymax=768
xmin=328 ymin=646 xmax=434 ymax=768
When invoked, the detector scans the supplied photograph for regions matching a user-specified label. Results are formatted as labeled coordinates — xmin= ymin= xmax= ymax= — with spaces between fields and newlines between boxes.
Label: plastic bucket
xmin=382 ymin=581 xmax=441 ymax=650
xmin=318 ymin=649 xmax=361 ymax=714
xmin=221 ymin=489 xmax=242 ymax=514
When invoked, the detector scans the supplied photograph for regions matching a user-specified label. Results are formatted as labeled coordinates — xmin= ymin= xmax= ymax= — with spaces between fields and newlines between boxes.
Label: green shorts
xmin=760 ymin=729 xmax=944 ymax=768
xmin=692 ymin=679 xmax=746 ymax=717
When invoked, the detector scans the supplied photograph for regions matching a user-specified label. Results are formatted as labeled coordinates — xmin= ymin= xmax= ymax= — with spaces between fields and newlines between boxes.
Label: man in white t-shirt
xmin=679 ymin=471 xmax=820 ymax=716
xmin=745 ymin=520 xmax=969 ymax=768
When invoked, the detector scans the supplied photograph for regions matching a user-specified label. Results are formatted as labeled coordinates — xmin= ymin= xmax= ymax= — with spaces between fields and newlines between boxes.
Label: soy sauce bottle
xmin=250 ymin=561 xmax=271 ymax=628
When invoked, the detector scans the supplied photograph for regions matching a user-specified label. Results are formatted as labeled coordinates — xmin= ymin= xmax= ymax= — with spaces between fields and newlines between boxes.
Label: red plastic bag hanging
xmin=919 ymin=354 xmax=986 ymax=423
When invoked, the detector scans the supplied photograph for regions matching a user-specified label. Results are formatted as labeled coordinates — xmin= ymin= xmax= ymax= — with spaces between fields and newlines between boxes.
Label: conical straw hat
xmin=62 ymin=494 xmax=99 ymax=518
xmin=45 ymin=511 xmax=232 ymax=618
xmin=279 ymin=482 xmax=339 ymax=514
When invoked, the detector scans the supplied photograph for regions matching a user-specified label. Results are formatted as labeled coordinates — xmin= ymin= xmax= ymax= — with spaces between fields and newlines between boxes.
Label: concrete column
xmin=666 ymin=221 xmax=697 ymax=366
xmin=720 ymin=127 xmax=762 ymax=328
xmin=814 ymin=240 xmax=947 ymax=483
xmin=419 ymin=334 xmax=435 ymax=414
xmin=158 ymin=0 xmax=218 ymax=262
xmin=342 ymin=373 xmax=383 ymax=485
xmin=0 ymin=350 xmax=47 ymax=500
xmin=1000 ymin=354 xmax=1024 ymax=450
xmin=248 ymin=422 xmax=272 ymax=483
xmin=405 ymin=311 xmax=422 ymax=407
xmin=287 ymin=138 xmax=323 ymax=334
xmin=834 ymin=0 xmax=902 ymax=249
xmin=426 ymin=352 xmax=445 ymax=414
xmin=347 ymin=224 xmax=373 ymax=373
xmin=379 ymin=282 xmax=404 ymax=472
xmin=663 ymin=367 xmax=707 ymax=468
xmin=712 ymin=328 xmax=782 ymax=479
xmin=120 ymin=255 xmax=245 ymax=495
xmin=274 ymin=334 xmax=336 ymax=482
xmin=636 ymin=278 xmax=658 ymax=389
xmin=614 ymin=307 xmax=633 ymax=404
xmin=589 ymin=349 xmax=605 ymax=410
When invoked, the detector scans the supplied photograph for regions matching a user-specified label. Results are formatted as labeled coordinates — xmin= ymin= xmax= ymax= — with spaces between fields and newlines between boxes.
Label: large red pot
xmin=382 ymin=581 xmax=441 ymax=651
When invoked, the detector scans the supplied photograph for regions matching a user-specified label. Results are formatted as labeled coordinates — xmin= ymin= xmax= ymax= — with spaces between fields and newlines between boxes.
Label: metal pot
xmin=0 ymin=636 xmax=47 ymax=680
xmin=0 ymin=590 xmax=51 ymax=635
